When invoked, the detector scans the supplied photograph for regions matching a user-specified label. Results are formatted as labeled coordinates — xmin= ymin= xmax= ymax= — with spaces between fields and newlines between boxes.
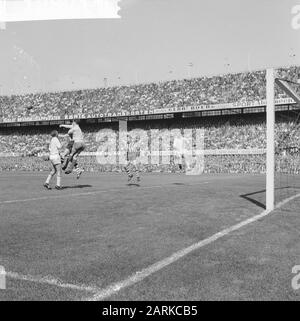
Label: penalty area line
xmin=6 ymin=271 xmax=100 ymax=293
xmin=85 ymin=192 xmax=300 ymax=301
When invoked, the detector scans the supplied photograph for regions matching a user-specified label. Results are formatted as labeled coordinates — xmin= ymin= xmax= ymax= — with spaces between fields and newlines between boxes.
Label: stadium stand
xmin=0 ymin=66 xmax=300 ymax=173
xmin=0 ymin=113 xmax=298 ymax=173
xmin=0 ymin=69 xmax=276 ymax=119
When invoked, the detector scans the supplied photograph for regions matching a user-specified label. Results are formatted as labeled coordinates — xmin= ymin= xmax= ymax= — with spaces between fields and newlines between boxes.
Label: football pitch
xmin=0 ymin=171 xmax=300 ymax=301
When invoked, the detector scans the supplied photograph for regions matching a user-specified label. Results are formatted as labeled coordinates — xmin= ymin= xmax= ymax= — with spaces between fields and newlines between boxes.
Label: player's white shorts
xmin=50 ymin=154 xmax=61 ymax=166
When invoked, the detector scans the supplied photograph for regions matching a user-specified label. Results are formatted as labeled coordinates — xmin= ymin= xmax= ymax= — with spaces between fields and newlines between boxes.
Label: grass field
xmin=0 ymin=171 xmax=300 ymax=301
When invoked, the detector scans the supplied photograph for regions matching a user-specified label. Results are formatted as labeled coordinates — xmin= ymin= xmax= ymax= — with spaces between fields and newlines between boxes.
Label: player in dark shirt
xmin=60 ymin=133 xmax=84 ymax=179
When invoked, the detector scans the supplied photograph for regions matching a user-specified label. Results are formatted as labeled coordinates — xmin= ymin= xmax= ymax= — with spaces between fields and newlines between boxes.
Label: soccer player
xmin=59 ymin=120 xmax=85 ymax=175
xmin=44 ymin=130 xmax=62 ymax=190
xmin=60 ymin=133 xmax=74 ymax=164
xmin=173 ymin=136 xmax=185 ymax=172
xmin=125 ymin=135 xmax=141 ymax=184
xmin=59 ymin=132 xmax=84 ymax=179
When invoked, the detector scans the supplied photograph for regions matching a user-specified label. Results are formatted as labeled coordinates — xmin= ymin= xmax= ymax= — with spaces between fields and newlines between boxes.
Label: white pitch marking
xmin=7 ymin=271 xmax=100 ymax=293
xmin=86 ymin=192 xmax=300 ymax=301
xmin=0 ymin=182 xmax=208 ymax=206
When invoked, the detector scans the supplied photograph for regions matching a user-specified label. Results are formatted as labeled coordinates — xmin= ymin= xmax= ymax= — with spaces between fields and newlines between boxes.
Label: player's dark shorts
xmin=66 ymin=141 xmax=74 ymax=152
xmin=71 ymin=142 xmax=86 ymax=155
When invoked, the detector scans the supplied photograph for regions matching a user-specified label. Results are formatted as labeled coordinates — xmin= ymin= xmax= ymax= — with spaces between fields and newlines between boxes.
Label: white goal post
xmin=266 ymin=68 xmax=275 ymax=211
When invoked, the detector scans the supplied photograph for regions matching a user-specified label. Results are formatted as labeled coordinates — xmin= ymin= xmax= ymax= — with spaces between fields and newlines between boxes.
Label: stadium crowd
xmin=0 ymin=66 xmax=299 ymax=121
xmin=0 ymin=112 xmax=299 ymax=174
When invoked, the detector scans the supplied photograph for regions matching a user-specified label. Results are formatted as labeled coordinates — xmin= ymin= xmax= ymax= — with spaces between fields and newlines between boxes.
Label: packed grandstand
xmin=0 ymin=65 xmax=299 ymax=173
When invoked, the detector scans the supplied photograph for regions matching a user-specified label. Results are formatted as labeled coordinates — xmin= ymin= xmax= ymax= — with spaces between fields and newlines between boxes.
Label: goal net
xmin=272 ymin=70 xmax=300 ymax=212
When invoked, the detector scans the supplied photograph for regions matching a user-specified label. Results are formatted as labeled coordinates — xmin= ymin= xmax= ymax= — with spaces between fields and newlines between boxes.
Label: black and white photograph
xmin=0 ymin=0 xmax=300 ymax=306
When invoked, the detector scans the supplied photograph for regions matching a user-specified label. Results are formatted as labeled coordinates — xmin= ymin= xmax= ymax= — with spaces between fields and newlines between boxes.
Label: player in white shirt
xmin=44 ymin=130 xmax=62 ymax=190
xmin=59 ymin=120 xmax=86 ymax=174
xmin=173 ymin=136 xmax=185 ymax=172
